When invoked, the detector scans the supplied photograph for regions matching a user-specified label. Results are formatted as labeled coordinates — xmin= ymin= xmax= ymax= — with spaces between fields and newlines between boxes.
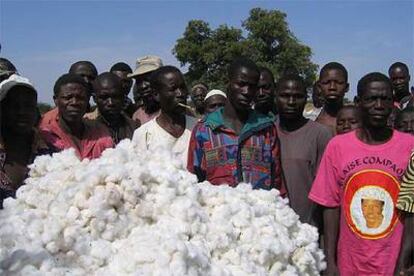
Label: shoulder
xmin=392 ymin=130 xmax=414 ymax=148
xmin=39 ymin=108 xmax=59 ymax=130
xmin=324 ymin=131 xmax=353 ymax=152
xmin=132 ymin=118 xmax=156 ymax=140
xmin=124 ymin=114 xmax=140 ymax=129
xmin=307 ymin=120 xmax=334 ymax=139
xmin=84 ymin=119 xmax=111 ymax=141
xmin=185 ymin=115 xmax=198 ymax=131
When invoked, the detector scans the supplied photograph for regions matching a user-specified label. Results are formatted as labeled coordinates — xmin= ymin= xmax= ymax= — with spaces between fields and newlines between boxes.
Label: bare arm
xmin=396 ymin=213 xmax=414 ymax=275
xmin=323 ymin=206 xmax=340 ymax=276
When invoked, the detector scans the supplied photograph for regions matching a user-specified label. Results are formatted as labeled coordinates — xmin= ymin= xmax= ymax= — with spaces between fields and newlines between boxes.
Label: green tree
xmin=173 ymin=8 xmax=318 ymax=90
xmin=37 ymin=102 xmax=52 ymax=115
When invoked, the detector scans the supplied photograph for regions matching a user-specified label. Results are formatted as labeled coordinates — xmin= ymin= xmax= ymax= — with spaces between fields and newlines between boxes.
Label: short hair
xmin=53 ymin=73 xmax=89 ymax=96
xmin=0 ymin=58 xmax=17 ymax=72
xmin=93 ymin=72 xmax=123 ymax=93
xmin=357 ymin=72 xmax=392 ymax=97
xmin=69 ymin=61 xmax=98 ymax=75
xmin=150 ymin=65 xmax=182 ymax=91
xmin=395 ymin=106 xmax=414 ymax=123
xmin=192 ymin=83 xmax=209 ymax=92
xmin=388 ymin=62 xmax=409 ymax=75
xmin=338 ymin=105 xmax=361 ymax=116
xmin=259 ymin=67 xmax=275 ymax=83
xmin=319 ymin=62 xmax=348 ymax=82
xmin=276 ymin=74 xmax=306 ymax=94
xmin=110 ymin=62 xmax=132 ymax=73
xmin=227 ymin=57 xmax=259 ymax=80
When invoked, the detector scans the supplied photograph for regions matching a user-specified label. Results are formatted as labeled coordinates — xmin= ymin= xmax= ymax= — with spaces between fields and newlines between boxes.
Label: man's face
xmin=318 ymin=69 xmax=349 ymax=104
xmin=112 ymin=70 xmax=133 ymax=96
xmin=276 ymin=80 xmax=307 ymax=120
xmin=191 ymin=86 xmax=208 ymax=111
xmin=361 ymin=198 xmax=384 ymax=229
xmin=255 ymin=71 xmax=275 ymax=113
xmin=358 ymin=81 xmax=393 ymax=129
xmin=95 ymin=80 xmax=124 ymax=122
xmin=71 ymin=64 xmax=97 ymax=96
xmin=336 ymin=108 xmax=362 ymax=135
xmin=54 ymin=83 xmax=88 ymax=124
xmin=158 ymin=71 xmax=188 ymax=114
xmin=2 ymin=86 xmax=37 ymax=134
xmin=134 ymin=72 xmax=156 ymax=107
xmin=395 ymin=112 xmax=414 ymax=135
xmin=205 ymin=95 xmax=227 ymax=114
xmin=389 ymin=67 xmax=410 ymax=96
xmin=227 ymin=67 xmax=259 ymax=112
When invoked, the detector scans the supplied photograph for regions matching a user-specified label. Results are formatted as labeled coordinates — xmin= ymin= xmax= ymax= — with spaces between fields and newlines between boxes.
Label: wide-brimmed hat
xmin=128 ymin=55 xmax=163 ymax=78
xmin=0 ymin=74 xmax=36 ymax=102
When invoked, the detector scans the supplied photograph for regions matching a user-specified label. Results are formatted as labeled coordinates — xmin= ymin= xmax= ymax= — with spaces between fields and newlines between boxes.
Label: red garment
xmin=39 ymin=110 xmax=114 ymax=160
xmin=40 ymin=107 xmax=59 ymax=129
xmin=132 ymin=107 xmax=160 ymax=125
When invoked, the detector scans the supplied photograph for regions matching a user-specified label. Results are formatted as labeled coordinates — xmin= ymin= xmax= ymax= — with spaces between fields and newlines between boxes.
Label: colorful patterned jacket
xmin=187 ymin=108 xmax=286 ymax=194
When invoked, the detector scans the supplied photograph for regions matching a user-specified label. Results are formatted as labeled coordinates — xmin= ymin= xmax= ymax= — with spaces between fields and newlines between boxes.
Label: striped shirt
xmin=397 ymin=151 xmax=414 ymax=212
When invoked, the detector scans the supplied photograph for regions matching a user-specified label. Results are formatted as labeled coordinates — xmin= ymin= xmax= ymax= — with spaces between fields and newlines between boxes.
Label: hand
xmin=399 ymin=266 xmax=414 ymax=275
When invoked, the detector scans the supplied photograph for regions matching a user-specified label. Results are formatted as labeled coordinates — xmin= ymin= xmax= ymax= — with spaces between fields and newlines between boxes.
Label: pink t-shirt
xmin=309 ymin=130 xmax=414 ymax=275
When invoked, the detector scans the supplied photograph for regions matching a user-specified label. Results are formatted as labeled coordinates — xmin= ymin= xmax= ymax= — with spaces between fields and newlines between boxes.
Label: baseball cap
xmin=204 ymin=89 xmax=227 ymax=101
xmin=0 ymin=74 xmax=36 ymax=102
xmin=128 ymin=55 xmax=163 ymax=78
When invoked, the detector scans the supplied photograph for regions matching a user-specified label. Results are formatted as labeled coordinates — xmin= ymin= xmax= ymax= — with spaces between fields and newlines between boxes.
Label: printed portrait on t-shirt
xmin=344 ymin=169 xmax=401 ymax=239
xmin=361 ymin=198 xmax=384 ymax=228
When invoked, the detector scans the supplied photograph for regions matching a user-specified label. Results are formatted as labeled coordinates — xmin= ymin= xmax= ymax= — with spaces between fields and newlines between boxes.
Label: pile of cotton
xmin=0 ymin=139 xmax=325 ymax=275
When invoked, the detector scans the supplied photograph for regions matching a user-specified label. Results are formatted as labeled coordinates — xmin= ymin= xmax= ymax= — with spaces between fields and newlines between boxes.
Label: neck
xmin=256 ymin=105 xmax=272 ymax=115
xmin=102 ymin=113 xmax=123 ymax=128
xmin=223 ymin=102 xmax=249 ymax=135
xmin=395 ymin=89 xmax=410 ymax=102
xmin=323 ymin=100 xmax=343 ymax=117
xmin=223 ymin=101 xmax=248 ymax=124
xmin=60 ymin=116 xmax=84 ymax=138
xmin=144 ymin=102 xmax=160 ymax=115
xmin=356 ymin=125 xmax=393 ymax=145
xmin=279 ymin=116 xmax=308 ymax=132
xmin=157 ymin=111 xmax=186 ymax=138
xmin=195 ymin=106 xmax=205 ymax=115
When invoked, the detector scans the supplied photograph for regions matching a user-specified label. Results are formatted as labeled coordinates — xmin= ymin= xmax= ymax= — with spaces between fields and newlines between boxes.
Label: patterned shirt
xmin=397 ymin=151 xmax=414 ymax=212
xmin=187 ymin=108 xmax=285 ymax=193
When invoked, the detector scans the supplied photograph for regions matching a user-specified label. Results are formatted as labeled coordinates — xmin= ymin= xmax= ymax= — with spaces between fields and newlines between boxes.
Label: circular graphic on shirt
xmin=343 ymin=169 xmax=400 ymax=240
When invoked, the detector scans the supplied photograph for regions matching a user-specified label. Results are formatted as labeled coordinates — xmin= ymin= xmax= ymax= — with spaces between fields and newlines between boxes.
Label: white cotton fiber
xmin=0 ymin=139 xmax=325 ymax=275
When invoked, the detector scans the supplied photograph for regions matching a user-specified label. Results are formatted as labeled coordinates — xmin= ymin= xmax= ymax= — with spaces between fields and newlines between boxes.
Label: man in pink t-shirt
xmin=309 ymin=72 xmax=414 ymax=275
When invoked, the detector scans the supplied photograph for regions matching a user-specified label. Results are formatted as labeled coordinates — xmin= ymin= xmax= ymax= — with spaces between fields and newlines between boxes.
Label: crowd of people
xmin=0 ymin=54 xmax=414 ymax=275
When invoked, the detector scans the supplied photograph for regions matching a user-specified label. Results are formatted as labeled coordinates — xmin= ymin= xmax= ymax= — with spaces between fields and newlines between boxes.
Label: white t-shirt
xmin=132 ymin=115 xmax=197 ymax=166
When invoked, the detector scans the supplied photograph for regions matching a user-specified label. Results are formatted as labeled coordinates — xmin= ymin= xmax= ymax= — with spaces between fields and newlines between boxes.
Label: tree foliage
xmin=38 ymin=102 xmax=52 ymax=115
xmin=173 ymin=8 xmax=318 ymax=90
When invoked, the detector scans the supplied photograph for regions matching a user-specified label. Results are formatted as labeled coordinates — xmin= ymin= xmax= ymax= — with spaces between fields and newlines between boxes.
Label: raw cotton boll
xmin=0 ymin=144 xmax=325 ymax=275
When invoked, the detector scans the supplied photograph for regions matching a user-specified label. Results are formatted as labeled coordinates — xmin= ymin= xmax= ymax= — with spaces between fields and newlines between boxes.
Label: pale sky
xmin=1 ymin=0 xmax=413 ymax=104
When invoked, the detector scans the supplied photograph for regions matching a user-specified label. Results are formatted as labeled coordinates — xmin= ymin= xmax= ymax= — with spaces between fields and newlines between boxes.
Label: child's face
xmin=336 ymin=108 xmax=362 ymax=134
xmin=395 ymin=112 xmax=414 ymax=135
